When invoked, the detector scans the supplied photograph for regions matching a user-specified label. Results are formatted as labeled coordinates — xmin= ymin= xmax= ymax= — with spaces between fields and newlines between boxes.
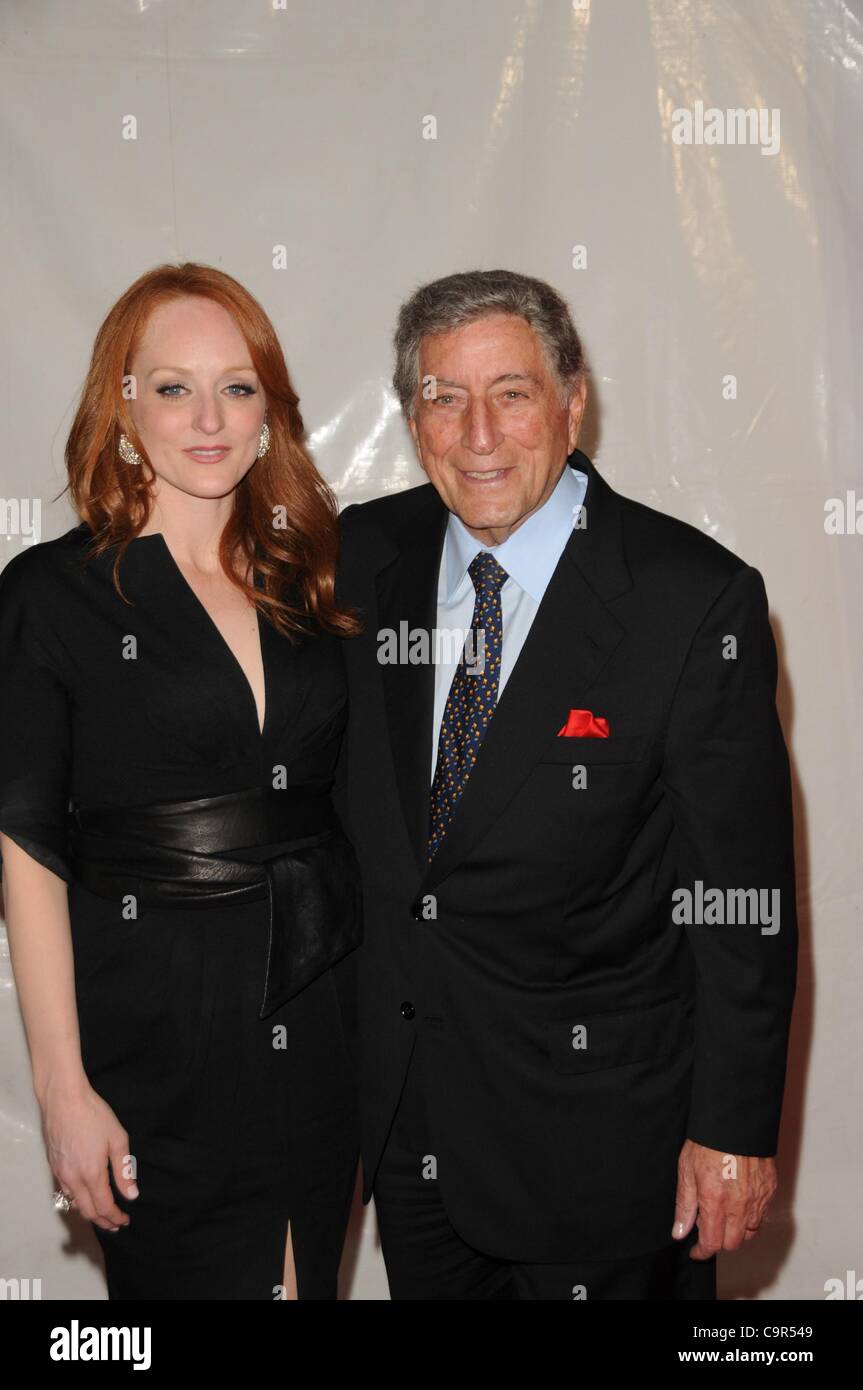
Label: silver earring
xmin=256 ymin=421 xmax=270 ymax=459
xmin=118 ymin=432 xmax=143 ymax=466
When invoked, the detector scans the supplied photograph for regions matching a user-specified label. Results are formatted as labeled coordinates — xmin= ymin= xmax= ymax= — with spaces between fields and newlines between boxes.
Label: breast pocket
xmin=538 ymin=734 xmax=648 ymax=765
xmin=543 ymin=995 xmax=689 ymax=1073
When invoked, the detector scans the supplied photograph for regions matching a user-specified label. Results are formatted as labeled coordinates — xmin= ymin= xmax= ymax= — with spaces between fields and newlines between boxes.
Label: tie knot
xmin=468 ymin=550 xmax=508 ymax=593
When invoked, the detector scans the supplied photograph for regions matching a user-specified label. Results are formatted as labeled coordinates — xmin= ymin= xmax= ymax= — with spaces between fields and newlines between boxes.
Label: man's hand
xmin=672 ymin=1139 xmax=778 ymax=1258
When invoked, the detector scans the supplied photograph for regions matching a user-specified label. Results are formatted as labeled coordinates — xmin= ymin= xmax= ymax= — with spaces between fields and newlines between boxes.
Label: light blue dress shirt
xmin=431 ymin=462 xmax=588 ymax=782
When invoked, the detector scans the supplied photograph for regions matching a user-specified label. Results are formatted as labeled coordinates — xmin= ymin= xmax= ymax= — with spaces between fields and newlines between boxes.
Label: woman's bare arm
xmin=2 ymin=834 xmax=83 ymax=1096
xmin=1 ymin=832 xmax=134 ymax=1229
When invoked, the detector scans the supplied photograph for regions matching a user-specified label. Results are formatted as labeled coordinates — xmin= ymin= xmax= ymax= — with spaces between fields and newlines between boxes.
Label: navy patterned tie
xmin=428 ymin=550 xmax=508 ymax=861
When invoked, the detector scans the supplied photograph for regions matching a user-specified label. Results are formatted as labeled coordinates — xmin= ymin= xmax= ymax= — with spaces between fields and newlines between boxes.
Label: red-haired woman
xmin=0 ymin=264 xmax=364 ymax=1300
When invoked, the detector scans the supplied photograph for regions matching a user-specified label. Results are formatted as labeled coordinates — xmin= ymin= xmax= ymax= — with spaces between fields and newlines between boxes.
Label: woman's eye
xmin=155 ymin=382 xmax=256 ymax=397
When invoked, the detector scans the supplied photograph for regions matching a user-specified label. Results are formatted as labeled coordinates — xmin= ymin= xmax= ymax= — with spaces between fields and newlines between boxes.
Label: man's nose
xmin=463 ymin=401 xmax=499 ymax=455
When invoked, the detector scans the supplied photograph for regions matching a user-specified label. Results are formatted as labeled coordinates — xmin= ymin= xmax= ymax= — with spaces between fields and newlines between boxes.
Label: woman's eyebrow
xmin=145 ymin=364 xmax=257 ymax=378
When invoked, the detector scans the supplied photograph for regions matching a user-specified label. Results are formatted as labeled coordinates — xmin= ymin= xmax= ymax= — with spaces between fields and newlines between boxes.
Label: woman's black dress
xmin=0 ymin=523 xmax=360 ymax=1300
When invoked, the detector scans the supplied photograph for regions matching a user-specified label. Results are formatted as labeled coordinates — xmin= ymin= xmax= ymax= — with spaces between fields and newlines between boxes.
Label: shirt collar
xmin=442 ymin=461 xmax=587 ymax=603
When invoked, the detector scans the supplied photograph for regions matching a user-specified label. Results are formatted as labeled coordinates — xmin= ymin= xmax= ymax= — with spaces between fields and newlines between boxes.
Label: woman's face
xmin=125 ymin=295 xmax=267 ymax=502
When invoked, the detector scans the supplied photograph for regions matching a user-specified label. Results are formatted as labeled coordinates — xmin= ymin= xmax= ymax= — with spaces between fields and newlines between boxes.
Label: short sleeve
xmin=0 ymin=548 xmax=73 ymax=884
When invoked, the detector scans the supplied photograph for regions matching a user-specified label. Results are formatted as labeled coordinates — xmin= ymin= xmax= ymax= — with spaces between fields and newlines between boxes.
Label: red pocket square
xmin=557 ymin=708 xmax=610 ymax=738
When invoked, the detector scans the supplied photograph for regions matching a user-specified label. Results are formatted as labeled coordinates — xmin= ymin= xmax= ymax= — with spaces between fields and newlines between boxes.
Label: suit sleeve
xmin=331 ymin=504 xmax=360 ymax=841
xmin=661 ymin=563 xmax=797 ymax=1156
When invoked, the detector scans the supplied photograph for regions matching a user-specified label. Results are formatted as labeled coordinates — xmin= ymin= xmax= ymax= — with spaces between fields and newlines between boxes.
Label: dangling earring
xmin=118 ymin=432 xmax=143 ymax=466
xmin=256 ymin=420 xmax=270 ymax=459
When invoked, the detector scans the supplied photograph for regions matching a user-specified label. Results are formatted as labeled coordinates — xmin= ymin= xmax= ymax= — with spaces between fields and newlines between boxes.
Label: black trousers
xmin=373 ymin=1036 xmax=717 ymax=1301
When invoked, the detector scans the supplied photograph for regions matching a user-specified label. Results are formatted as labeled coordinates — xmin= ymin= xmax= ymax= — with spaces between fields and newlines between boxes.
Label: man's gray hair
xmin=392 ymin=268 xmax=585 ymax=418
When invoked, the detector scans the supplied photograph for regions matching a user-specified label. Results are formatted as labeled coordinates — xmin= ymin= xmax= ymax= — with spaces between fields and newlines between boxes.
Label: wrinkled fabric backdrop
xmin=1 ymin=0 xmax=860 ymax=1301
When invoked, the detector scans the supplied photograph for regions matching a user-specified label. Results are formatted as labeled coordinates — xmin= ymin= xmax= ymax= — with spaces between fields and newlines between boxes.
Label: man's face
xmin=408 ymin=313 xmax=587 ymax=546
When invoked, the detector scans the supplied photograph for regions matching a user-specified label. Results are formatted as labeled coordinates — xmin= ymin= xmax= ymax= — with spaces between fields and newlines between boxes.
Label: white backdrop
xmin=1 ymin=0 xmax=861 ymax=1302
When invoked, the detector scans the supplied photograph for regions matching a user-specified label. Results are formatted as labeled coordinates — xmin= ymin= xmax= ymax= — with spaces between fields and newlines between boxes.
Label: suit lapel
xmin=376 ymin=450 xmax=633 ymax=890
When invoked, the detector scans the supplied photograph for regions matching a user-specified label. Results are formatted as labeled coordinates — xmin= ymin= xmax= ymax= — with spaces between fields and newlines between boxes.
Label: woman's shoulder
xmin=0 ymin=523 xmax=92 ymax=604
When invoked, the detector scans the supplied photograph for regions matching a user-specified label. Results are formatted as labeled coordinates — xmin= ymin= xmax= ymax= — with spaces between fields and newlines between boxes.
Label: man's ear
xmin=566 ymin=375 xmax=588 ymax=452
xmin=408 ymin=414 xmax=426 ymax=471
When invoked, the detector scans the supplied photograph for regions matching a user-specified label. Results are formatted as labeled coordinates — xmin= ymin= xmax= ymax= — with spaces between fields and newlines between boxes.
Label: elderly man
xmin=334 ymin=269 xmax=797 ymax=1300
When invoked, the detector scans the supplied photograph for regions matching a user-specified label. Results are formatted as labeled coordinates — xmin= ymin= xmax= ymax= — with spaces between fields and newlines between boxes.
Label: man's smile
xmin=457 ymin=466 xmax=515 ymax=485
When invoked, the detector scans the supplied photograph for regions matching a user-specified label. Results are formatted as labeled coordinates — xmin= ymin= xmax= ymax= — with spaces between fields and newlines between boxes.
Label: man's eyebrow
xmin=428 ymin=372 xmax=542 ymax=391
xmin=145 ymin=365 xmax=257 ymax=378
xmin=490 ymin=372 xmax=542 ymax=387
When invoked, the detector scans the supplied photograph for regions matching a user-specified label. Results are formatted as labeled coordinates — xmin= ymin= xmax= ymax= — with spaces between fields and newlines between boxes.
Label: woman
xmin=0 ymin=263 xmax=364 ymax=1299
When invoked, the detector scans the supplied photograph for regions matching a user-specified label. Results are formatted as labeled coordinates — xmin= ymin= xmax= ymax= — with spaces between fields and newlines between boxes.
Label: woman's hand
xmin=41 ymin=1075 xmax=138 ymax=1231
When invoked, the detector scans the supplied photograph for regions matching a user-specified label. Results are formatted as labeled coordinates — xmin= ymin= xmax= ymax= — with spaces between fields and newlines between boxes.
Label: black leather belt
xmin=68 ymin=786 xmax=363 ymax=1018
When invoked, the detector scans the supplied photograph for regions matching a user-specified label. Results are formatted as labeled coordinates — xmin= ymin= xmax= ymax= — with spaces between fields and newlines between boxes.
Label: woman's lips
xmin=183 ymin=447 xmax=231 ymax=463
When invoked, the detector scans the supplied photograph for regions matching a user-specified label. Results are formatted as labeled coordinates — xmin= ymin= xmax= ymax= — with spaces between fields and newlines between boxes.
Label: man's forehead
xmin=420 ymin=313 xmax=537 ymax=349
xmin=418 ymin=317 xmax=547 ymax=381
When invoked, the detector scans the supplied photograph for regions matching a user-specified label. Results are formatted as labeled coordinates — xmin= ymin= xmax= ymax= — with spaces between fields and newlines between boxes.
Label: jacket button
xmin=400 ymin=1001 xmax=415 ymax=1020
xmin=409 ymin=900 xmax=422 ymax=920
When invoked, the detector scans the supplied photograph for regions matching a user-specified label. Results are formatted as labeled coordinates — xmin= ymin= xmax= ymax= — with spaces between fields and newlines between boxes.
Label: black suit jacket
xmin=334 ymin=448 xmax=798 ymax=1261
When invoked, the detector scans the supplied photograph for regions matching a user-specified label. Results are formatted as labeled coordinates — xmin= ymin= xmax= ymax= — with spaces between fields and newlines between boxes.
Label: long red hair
xmin=64 ymin=262 xmax=362 ymax=640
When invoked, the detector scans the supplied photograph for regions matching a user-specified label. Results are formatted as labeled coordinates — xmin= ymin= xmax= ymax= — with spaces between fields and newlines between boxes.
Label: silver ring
xmin=52 ymin=1187 xmax=73 ymax=1213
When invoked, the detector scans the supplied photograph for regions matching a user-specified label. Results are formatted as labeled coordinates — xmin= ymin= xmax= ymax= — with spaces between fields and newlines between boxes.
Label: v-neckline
xmin=142 ymin=531 xmax=269 ymax=741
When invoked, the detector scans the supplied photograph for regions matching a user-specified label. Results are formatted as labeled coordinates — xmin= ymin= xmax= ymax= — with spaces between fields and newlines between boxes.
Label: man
xmin=334 ymin=269 xmax=797 ymax=1300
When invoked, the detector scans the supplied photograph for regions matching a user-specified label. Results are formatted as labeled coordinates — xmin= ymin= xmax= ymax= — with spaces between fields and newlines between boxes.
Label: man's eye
xmin=502 ymin=390 xmax=526 ymax=399
xmin=431 ymin=394 xmax=456 ymax=406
